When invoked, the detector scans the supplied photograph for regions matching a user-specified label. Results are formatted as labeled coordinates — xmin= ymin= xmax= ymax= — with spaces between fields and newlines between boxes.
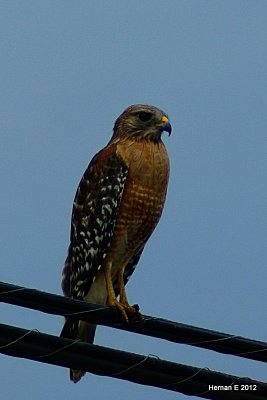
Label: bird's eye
xmin=138 ymin=111 xmax=152 ymax=122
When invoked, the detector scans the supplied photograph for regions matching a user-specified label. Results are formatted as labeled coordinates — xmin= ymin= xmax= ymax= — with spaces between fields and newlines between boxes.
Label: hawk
xmin=61 ymin=104 xmax=171 ymax=382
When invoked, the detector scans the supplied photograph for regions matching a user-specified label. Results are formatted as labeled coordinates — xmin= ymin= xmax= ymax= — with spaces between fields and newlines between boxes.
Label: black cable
xmin=0 ymin=322 xmax=266 ymax=400
xmin=1 ymin=281 xmax=267 ymax=363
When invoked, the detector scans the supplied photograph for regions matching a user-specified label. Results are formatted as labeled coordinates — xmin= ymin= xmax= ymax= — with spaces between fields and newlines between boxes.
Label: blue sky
xmin=1 ymin=1 xmax=267 ymax=399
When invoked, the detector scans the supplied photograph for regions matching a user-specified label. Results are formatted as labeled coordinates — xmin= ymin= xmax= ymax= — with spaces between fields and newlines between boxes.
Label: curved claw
xmin=108 ymin=298 xmax=143 ymax=323
xmin=105 ymin=261 xmax=143 ymax=323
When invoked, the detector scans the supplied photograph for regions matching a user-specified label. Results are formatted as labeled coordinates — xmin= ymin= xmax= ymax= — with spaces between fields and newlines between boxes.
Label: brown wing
xmin=62 ymin=144 xmax=129 ymax=301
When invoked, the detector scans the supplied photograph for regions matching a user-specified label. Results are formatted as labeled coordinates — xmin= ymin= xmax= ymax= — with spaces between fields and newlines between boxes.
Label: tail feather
xmin=61 ymin=317 xmax=96 ymax=383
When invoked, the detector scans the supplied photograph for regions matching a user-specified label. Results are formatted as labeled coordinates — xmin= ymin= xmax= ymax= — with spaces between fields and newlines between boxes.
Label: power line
xmin=0 ymin=322 xmax=266 ymax=400
xmin=1 ymin=280 xmax=267 ymax=363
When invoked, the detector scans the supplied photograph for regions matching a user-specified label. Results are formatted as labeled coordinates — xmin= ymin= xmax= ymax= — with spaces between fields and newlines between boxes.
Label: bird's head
xmin=112 ymin=104 xmax=172 ymax=142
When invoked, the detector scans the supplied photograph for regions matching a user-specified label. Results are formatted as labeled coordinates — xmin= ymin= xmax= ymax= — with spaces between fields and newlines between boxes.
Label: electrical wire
xmin=0 ymin=322 xmax=266 ymax=400
xmin=1 ymin=281 xmax=267 ymax=363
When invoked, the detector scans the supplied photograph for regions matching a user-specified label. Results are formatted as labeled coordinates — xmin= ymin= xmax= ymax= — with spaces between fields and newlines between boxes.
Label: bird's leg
xmin=104 ymin=261 xmax=129 ymax=322
xmin=117 ymin=266 xmax=144 ymax=322
xmin=117 ymin=267 xmax=132 ymax=308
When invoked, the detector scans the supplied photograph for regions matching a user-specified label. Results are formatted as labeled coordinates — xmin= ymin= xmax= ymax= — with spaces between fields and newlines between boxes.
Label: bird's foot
xmin=107 ymin=298 xmax=143 ymax=323
xmin=121 ymin=302 xmax=144 ymax=323
xmin=128 ymin=303 xmax=144 ymax=323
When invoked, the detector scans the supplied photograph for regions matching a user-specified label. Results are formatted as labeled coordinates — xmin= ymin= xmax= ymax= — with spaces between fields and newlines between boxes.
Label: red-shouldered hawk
xmin=61 ymin=104 xmax=171 ymax=382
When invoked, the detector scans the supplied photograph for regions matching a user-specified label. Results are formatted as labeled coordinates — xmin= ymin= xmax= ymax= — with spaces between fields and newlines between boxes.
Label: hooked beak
xmin=161 ymin=116 xmax=172 ymax=136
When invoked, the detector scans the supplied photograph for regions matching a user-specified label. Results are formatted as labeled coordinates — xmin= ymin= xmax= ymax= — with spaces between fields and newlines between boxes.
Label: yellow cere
xmin=161 ymin=116 xmax=169 ymax=123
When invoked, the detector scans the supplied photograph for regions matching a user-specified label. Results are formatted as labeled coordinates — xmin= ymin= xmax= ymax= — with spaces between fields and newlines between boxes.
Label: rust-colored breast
xmin=107 ymin=139 xmax=169 ymax=267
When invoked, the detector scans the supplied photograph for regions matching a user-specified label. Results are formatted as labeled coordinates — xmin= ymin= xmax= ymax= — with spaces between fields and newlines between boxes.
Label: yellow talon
xmin=104 ymin=261 xmax=143 ymax=323
xmin=107 ymin=297 xmax=129 ymax=322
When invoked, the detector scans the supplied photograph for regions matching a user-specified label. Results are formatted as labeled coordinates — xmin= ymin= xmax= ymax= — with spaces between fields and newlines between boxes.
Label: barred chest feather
xmin=117 ymin=139 xmax=169 ymax=191
xmin=107 ymin=139 xmax=169 ymax=267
